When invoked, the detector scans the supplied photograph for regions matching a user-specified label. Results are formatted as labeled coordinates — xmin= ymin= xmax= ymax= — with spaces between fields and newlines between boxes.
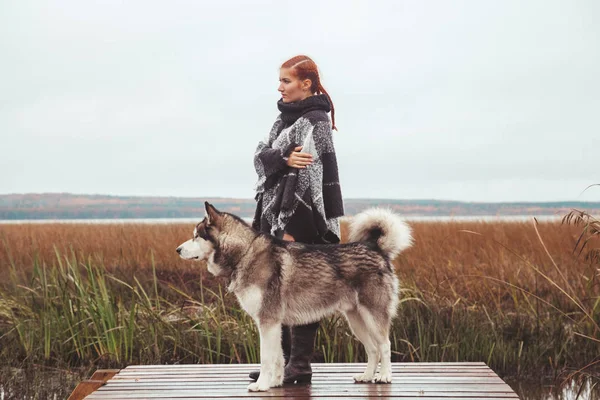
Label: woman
xmin=250 ymin=55 xmax=344 ymax=383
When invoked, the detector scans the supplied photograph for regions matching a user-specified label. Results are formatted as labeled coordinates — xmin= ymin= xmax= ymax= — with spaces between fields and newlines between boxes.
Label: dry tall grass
xmin=1 ymin=219 xmax=595 ymax=305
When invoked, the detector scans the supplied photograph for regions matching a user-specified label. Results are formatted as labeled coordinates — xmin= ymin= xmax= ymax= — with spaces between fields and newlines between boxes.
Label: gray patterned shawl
xmin=252 ymin=96 xmax=344 ymax=242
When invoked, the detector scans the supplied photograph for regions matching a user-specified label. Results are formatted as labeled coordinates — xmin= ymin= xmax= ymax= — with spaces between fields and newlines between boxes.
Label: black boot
xmin=282 ymin=321 xmax=319 ymax=384
xmin=249 ymin=324 xmax=291 ymax=381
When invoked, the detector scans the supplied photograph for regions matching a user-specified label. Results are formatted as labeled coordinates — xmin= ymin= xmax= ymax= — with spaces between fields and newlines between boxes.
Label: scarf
xmin=277 ymin=94 xmax=331 ymax=126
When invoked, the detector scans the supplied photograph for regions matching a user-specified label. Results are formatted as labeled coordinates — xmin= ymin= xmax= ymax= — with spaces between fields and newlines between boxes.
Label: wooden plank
xmin=87 ymin=389 xmax=519 ymax=399
xmin=115 ymin=369 xmax=502 ymax=376
xmin=88 ymin=394 xmax=519 ymax=400
xmin=88 ymin=385 xmax=520 ymax=398
xmin=93 ymin=382 xmax=516 ymax=397
xmin=97 ymin=380 xmax=514 ymax=388
xmin=98 ymin=381 xmax=511 ymax=392
xmin=116 ymin=370 xmax=497 ymax=376
xmin=121 ymin=367 xmax=494 ymax=373
xmin=113 ymin=368 xmax=503 ymax=374
xmin=98 ymin=385 xmax=515 ymax=392
xmin=120 ymin=368 xmax=494 ymax=372
xmin=90 ymin=394 xmax=519 ymax=400
xmin=118 ymin=373 xmax=496 ymax=377
xmin=107 ymin=373 xmax=500 ymax=380
xmin=89 ymin=397 xmax=517 ymax=400
xmin=90 ymin=369 xmax=121 ymax=382
xmin=114 ymin=369 xmax=500 ymax=375
xmin=67 ymin=380 xmax=109 ymax=400
xmin=124 ymin=362 xmax=488 ymax=369
xmin=95 ymin=386 xmax=515 ymax=394
xmin=123 ymin=366 xmax=493 ymax=371
xmin=109 ymin=377 xmax=506 ymax=383
xmin=127 ymin=362 xmax=487 ymax=365
xmin=67 ymin=369 xmax=121 ymax=400
xmin=93 ymin=386 xmax=517 ymax=395
xmin=116 ymin=367 xmax=500 ymax=373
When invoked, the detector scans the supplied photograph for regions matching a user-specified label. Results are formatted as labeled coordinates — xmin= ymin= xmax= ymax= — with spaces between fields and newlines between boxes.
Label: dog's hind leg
xmin=247 ymin=322 xmax=284 ymax=392
xmin=373 ymin=334 xmax=392 ymax=383
xmin=344 ymin=308 xmax=380 ymax=383
xmin=364 ymin=309 xmax=393 ymax=383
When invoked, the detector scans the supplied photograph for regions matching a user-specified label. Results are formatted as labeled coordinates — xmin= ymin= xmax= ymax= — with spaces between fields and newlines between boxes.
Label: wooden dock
xmin=70 ymin=362 xmax=519 ymax=399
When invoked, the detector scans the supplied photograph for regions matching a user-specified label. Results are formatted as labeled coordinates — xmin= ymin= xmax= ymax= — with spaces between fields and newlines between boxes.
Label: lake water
xmin=506 ymin=376 xmax=600 ymax=399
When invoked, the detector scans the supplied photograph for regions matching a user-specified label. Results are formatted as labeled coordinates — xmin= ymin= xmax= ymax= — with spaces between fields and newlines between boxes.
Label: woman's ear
xmin=302 ymin=78 xmax=312 ymax=92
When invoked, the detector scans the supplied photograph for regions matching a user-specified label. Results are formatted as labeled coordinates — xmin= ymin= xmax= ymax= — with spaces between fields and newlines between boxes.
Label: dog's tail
xmin=347 ymin=208 xmax=413 ymax=259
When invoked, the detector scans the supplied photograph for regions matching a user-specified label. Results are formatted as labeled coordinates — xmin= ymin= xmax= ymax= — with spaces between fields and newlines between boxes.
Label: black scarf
xmin=277 ymin=94 xmax=331 ymax=126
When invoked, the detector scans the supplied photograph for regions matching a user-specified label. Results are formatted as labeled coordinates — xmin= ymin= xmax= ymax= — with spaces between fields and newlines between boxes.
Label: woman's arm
xmin=253 ymin=140 xmax=296 ymax=178
xmin=253 ymin=118 xmax=303 ymax=180
xmin=254 ymin=139 xmax=313 ymax=179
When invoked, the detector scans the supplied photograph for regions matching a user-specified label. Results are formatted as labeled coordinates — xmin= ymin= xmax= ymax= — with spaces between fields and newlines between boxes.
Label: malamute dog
xmin=176 ymin=202 xmax=413 ymax=392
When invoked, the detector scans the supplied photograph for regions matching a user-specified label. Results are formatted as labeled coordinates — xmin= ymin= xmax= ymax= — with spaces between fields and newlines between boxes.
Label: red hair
xmin=281 ymin=55 xmax=337 ymax=131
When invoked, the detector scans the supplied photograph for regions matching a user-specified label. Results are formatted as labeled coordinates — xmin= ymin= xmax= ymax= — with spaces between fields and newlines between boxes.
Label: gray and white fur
xmin=176 ymin=202 xmax=413 ymax=392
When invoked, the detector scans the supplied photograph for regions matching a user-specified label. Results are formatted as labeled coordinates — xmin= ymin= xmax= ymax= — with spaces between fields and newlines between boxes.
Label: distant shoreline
xmin=0 ymin=215 xmax=563 ymax=224
xmin=1 ymin=193 xmax=598 ymax=220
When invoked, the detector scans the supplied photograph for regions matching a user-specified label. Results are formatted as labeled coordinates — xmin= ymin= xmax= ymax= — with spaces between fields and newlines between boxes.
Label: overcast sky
xmin=1 ymin=0 xmax=599 ymax=202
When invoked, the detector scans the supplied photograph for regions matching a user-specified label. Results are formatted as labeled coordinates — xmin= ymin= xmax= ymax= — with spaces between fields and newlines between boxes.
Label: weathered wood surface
xmin=79 ymin=362 xmax=518 ymax=399
xmin=67 ymin=369 xmax=120 ymax=400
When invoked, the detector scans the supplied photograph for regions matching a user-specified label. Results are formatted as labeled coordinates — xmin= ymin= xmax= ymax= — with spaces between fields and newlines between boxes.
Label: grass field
xmin=1 ymin=217 xmax=599 ymax=387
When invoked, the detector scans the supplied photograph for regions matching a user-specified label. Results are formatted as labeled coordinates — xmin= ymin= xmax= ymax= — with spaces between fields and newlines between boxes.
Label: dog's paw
xmin=353 ymin=373 xmax=375 ymax=383
xmin=373 ymin=372 xmax=392 ymax=383
xmin=270 ymin=369 xmax=284 ymax=387
xmin=270 ymin=377 xmax=283 ymax=387
xmin=247 ymin=381 xmax=270 ymax=392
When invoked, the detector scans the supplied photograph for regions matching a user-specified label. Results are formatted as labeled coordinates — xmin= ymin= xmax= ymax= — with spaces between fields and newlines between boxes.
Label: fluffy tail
xmin=348 ymin=208 xmax=413 ymax=259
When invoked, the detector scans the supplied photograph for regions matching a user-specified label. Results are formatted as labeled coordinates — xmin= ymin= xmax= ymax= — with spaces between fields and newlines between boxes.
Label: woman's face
xmin=279 ymin=68 xmax=312 ymax=103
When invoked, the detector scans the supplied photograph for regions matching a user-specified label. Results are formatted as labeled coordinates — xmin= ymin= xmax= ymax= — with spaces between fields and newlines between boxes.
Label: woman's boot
xmin=282 ymin=321 xmax=319 ymax=384
xmin=248 ymin=324 xmax=291 ymax=381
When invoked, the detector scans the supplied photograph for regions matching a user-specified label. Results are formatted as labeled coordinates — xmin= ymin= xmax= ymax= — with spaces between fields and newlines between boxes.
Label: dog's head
xmin=176 ymin=201 xmax=252 ymax=277
xmin=176 ymin=216 xmax=214 ymax=261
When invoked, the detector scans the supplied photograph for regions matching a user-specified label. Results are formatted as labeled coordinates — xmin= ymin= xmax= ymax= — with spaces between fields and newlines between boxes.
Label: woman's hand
xmin=286 ymin=146 xmax=313 ymax=169
xmin=283 ymin=232 xmax=295 ymax=241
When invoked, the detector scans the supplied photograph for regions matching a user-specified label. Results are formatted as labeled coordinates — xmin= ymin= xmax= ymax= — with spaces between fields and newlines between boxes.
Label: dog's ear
xmin=194 ymin=218 xmax=205 ymax=238
xmin=204 ymin=201 xmax=222 ymax=226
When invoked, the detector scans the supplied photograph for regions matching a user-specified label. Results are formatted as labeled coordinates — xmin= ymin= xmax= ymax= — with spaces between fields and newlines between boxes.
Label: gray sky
xmin=1 ymin=0 xmax=599 ymax=202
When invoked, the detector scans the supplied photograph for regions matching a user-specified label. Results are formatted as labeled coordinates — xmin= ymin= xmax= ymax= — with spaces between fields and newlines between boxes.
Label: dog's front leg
xmin=247 ymin=321 xmax=283 ymax=392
